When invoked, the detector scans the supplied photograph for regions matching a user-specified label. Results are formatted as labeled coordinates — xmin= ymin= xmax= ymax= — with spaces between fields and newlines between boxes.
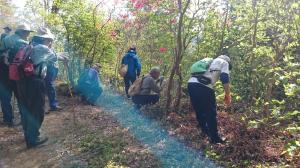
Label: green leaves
xmin=282 ymin=139 xmax=300 ymax=157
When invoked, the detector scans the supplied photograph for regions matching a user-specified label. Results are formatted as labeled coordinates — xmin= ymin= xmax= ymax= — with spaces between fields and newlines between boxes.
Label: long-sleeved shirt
xmin=31 ymin=44 xmax=56 ymax=66
xmin=0 ymin=33 xmax=9 ymax=41
xmin=0 ymin=34 xmax=28 ymax=62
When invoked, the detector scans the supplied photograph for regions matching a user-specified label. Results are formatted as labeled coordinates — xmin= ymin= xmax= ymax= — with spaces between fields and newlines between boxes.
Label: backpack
xmin=128 ymin=77 xmax=145 ymax=96
xmin=9 ymin=45 xmax=34 ymax=81
xmin=190 ymin=57 xmax=213 ymax=75
xmin=119 ymin=64 xmax=128 ymax=77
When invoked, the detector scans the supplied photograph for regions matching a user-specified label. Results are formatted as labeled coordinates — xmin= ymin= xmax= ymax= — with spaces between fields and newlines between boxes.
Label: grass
xmin=78 ymin=130 xmax=128 ymax=168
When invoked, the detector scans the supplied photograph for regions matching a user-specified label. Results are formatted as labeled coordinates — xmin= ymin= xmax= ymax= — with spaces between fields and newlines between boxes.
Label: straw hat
xmin=15 ymin=24 xmax=34 ymax=32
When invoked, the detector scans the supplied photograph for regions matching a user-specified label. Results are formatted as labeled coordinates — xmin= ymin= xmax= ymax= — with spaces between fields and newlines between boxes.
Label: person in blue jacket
xmin=76 ymin=63 xmax=103 ymax=105
xmin=121 ymin=47 xmax=141 ymax=99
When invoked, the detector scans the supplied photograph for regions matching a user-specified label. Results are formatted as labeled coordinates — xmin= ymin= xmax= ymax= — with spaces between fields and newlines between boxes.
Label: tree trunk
xmin=218 ymin=1 xmax=229 ymax=54
xmin=166 ymin=58 xmax=177 ymax=111
xmin=250 ymin=0 xmax=259 ymax=104
xmin=174 ymin=67 xmax=183 ymax=111
xmin=165 ymin=0 xmax=190 ymax=113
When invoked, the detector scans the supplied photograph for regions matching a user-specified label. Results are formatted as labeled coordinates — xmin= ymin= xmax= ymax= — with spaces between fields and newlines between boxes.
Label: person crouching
xmin=132 ymin=67 xmax=163 ymax=108
xmin=76 ymin=63 xmax=103 ymax=105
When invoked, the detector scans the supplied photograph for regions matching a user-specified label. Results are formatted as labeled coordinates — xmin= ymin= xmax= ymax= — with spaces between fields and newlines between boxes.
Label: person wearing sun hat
xmin=29 ymin=27 xmax=68 ymax=113
xmin=42 ymin=31 xmax=69 ymax=113
xmin=0 ymin=23 xmax=34 ymax=127
xmin=17 ymin=27 xmax=58 ymax=148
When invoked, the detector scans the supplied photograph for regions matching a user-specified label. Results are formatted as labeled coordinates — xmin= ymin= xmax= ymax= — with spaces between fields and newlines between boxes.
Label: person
xmin=45 ymin=42 xmax=69 ymax=113
xmin=121 ymin=47 xmax=141 ymax=99
xmin=0 ymin=26 xmax=12 ymax=41
xmin=0 ymin=24 xmax=34 ymax=126
xmin=76 ymin=63 xmax=103 ymax=105
xmin=17 ymin=27 xmax=56 ymax=148
xmin=0 ymin=26 xmax=11 ymax=125
xmin=188 ymin=55 xmax=232 ymax=144
xmin=132 ymin=67 xmax=163 ymax=108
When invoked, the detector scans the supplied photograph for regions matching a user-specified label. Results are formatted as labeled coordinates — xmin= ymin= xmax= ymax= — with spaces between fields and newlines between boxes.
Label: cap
xmin=218 ymin=55 xmax=231 ymax=63
xmin=3 ymin=26 xmax=12 ymax=31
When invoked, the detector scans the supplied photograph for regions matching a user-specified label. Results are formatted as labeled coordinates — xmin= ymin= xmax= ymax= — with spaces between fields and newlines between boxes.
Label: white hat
xmin=15 ymin=24 xmax=34 ymax=32
xmin=218 ymin=55 xmax=231 ymax=63
xmin=34 ymin=27 xmax=55 ymax=40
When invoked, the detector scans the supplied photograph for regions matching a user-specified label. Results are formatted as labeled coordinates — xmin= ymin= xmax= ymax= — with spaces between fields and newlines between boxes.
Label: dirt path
xmin=0 ymin=96 xmax=160 ymax=168
xmin=1 ymin=90 xmax=224 ymax=168
xmin=0 ymin=98 xmax=87 ymax=168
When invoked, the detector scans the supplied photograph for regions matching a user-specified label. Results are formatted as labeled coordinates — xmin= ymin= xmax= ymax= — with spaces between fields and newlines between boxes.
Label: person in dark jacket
xmin=0 ymin=24 xmax=33 ymax=126
xmin=121 ymin=47 xmax=141 ymax=99
xmin=17 ymin=27 xmax=56 ymax=148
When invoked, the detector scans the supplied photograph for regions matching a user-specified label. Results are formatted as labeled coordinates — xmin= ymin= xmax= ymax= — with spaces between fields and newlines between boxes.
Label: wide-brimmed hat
xmin=15 ymin=24 xmax=34 ymax=32
xmin=34 ymin=27 xmax=55 ymax=40
xmin=3 ymin=26 xmax=12 ymax=31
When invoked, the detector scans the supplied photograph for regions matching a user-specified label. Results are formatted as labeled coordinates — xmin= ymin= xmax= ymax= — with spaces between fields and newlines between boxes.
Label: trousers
xmin=124 ymin=76 xmax=136 ymax=97
xmin=45 ymin=65 xmax=58 ymax=109
xmin=132 ymin=94 xmax=159 ymax=108
xmin=188 ymin=82 xmax=220 ymax=141
xmin=0 ymin=61 xmax=22 ymax=123
xmin=18 ymin=76 xmax=45 ymax=145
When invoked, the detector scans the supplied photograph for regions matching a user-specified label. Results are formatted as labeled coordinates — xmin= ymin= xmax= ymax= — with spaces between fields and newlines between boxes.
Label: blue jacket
xmin=121 ymin=50 xmax=141 ymax=77
xmin=77 ymin=68 xmax=102 ymax=93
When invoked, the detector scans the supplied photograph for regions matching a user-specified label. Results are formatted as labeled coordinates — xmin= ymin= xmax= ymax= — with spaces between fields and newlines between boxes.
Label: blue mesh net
xmin=96 ymin=89 xmax=218 ymax=168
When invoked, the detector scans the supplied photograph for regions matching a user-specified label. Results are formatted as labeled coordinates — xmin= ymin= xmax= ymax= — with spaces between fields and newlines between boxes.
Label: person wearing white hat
xmin=17 ymin=27 xmax=58 ymax=148
xmin=0 ymin=23 xmax=34 ymax=127
xmin=187 ymin=51 xmax=232 ymax=144
xmin=39 ymin=28 xmax=68 ymax=113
